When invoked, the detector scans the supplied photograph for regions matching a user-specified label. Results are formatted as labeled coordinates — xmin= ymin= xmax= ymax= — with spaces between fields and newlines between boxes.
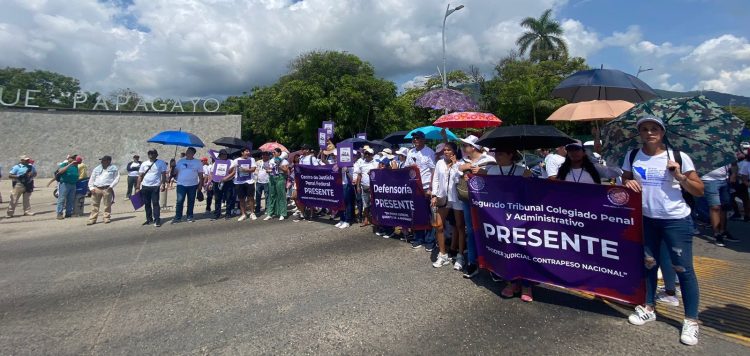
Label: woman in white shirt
xmin=430 ymin=142 xmax=465 ymax=269
xmin=551 ymin=141 xmax=620 ymax=184
xmin=621 ymin=117 xmax=704 ymax=346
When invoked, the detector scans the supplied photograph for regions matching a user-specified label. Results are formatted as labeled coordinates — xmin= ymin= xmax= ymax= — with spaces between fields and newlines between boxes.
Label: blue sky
xmin=2 ymin=0 xmax=749 ymax=98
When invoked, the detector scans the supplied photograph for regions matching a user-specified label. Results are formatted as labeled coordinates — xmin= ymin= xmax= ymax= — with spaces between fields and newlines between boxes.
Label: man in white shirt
xmin=125 ymin=155 xmax=141 ymax=199
xmin=234 ymin=147 xmax=257 ymax=221
xmin=543 ymin=145 xmax=567 ymax=178
xmin=87 ymin=156 xmax=120 ymax=225
xmin=137 ymin=149 xmax=168 ymax=227
xmin=354 ymin=146 xmax=378 ymax=226
xmin=405 ymin=131 xmax=436 ymax=251
xmin=172 ymin=147 xmax=205 ymax=223
xmin=255 ymin=151 xmax=272 ymax=216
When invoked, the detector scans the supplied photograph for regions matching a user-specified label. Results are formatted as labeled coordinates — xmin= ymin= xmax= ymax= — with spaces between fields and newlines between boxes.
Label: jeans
xmin=141 ymin=186 xmax=161 ymax=223
xmin=355 ymin=189 xmax=363 ymax=222
xmin=412 ymin=196 xmax=435 ymax=247
xmin=255 ymin=182 xmax=269 ymax=215
xmin=643 ymin=216 xmax=700 ymax=319
xmin=213 ymin=181 xmax=235 ymax=218
xmin=175 ymin=184 xmax=198 ymax=220
xmin=660 ymin=240 xmax=677 ymax=292
xmin=342 ymin=184 xmax=355 ymax=223
xmin=56 ymin=182 xmax=76 ymax=216
xmin=126 ymin=176 xmax=138 ymax=198
xmin=463 ymin=200 xmax=477 ymax=264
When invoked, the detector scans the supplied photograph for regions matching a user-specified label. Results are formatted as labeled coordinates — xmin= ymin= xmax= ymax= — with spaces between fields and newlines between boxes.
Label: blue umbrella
xmin=552 ymin=68 xmax=658 ymax=103
xmin=147 ymin=130 xmax=205 ymax=147
xmin=405 ymin=126 xmax=458 ymax=141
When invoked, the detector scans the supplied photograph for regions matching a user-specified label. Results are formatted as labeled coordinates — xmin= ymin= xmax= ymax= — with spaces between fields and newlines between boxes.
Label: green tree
xmin=727 ymin=106 xmax=750 ymax=126
xmin=0 ymin=67 xmax=82 ymax=108
xmin=516 ymin=9 xmax=569 ymax=62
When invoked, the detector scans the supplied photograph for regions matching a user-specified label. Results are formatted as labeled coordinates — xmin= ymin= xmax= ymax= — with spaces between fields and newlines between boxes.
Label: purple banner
xmin=468 ymin=175 xmax=645 ymax=305
xmin=356 ymin=132 xmax=367 ymax=140
xmin=369 ymin=167 xmax=431 ymax=229
xmin=323 ymin=121 xmax=334 ymax=138
xmin=318 ymin=128 xmax=328 ymax=149
xmin=294 ymin=164 xmax=344 ymax=210
xmin=211 ymin=159 xmax=231 ymax=183
xmin=336 ymin=142 xmax=354 ymax=167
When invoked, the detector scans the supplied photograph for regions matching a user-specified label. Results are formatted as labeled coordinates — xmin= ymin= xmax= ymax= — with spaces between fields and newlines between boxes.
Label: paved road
xmin=1 ymin=198 xmax=748 ymax=355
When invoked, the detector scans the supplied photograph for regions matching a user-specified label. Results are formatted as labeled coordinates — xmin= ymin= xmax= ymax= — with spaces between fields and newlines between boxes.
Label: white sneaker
xmin=382 ymin=233 xmax=391 ymax=239
xmin=293 ymin=211 xmax=301 ymax=217
xmin=237 ymin=215 xmax=247 ymax=222
xmin=680 ymin=319 xmax=699 ymax=346
xmin=453 ymin=255 xmax=465 ymax=271
xmin=375 ymin=231 xmax=383 ymax=236
xmin=656 ymin=291 xmax=680 ymax=307
xmin=335 ymin=222 xmax=343 ymax=228
xmin=338 ymin=222 xmax=350 ymax=229
xmin=432 ymin=253 xmax=451 ymax=268
xmin=250 ymin=213 xmax=257 ymax=220
xmin=279 ymin=216 xmax=285 ymax=221
xmin=263 ymin=215 xmax=272 ymax=221
xmin=628 ymin=305 xmax=656 ymax=326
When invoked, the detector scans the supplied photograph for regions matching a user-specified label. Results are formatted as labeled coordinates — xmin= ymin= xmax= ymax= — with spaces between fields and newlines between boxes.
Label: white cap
xmin=396 ymin=147 xmax=409 ymax=156
xmin=635 ymin=116 xmax=665 ymax=130
xmin=363 ymin=146 xmax=375 ymax=154
xmin=381 ymin=148 xmax=393 ymax=155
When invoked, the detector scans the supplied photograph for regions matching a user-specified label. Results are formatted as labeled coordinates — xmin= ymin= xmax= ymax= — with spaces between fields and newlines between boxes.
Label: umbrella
xmin=601 ymin=95 xmax=745 ymax=175
xmin=405 ymin=126 xmax=458 ymax=141
xmin=258 ymin=142 xmax=289 ymax=153
xmin=476 ymin=125 xmax=576 ymax=150
xmin=213 ymin=137 xmax=252 ymax=149
xmin=288 ymin=150 xmax=304 ymax=163
xmin=433 ymin=111 xmax=502 ymax=129
xmin=552 ymin=68 xmax=658 ymax=103
xmin=546 ymin=100 xmax=634 ymax=122
xmin=369 ymin=140 xmax=393 ymax=150
xmin=340 ymin=137 xmax=375 ymax=150
xmin=381 ymin=130 xmax=410 ymax=145
xmin=147 ymin=130 xmax=205 ymax=147
xmin=415 ymin=88 xmax=479 ymax=112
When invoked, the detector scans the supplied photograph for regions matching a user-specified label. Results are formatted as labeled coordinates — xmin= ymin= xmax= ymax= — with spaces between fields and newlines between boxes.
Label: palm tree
xmin=516 ymin=9 xmax=568 ymax=62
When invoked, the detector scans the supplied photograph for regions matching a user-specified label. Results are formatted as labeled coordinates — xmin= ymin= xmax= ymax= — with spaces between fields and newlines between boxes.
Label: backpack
xmin=628 ymin=148 xmax=695 ymax=208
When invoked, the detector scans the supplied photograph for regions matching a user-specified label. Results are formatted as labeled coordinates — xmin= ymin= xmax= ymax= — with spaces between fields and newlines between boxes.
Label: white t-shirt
xmin=701 ymin=165 xmax=729 ymax=181
xmin=561 ymin=164 xmax=620 ymax=184
xmin=269 ymin=158 xmax=289 ymax=176
xmin=739 ymin=160 xmax=750 ymax=177
xmin=299 ymin=154 xmax=319 ymax=166
xmin=175 ymin=158 xmax=204 ymax=186
xmin=621 ymin=149 xmax=695 ymax=219
xmin=406 ymin=146 xmax=436 ymax=190
xmin=486 ymin=163 xmax=526 ymax=176
xmin=354 ymin=158 xmax=377 ymax=187
xmin=544 ymin=153 xmax=566 ymax=178
xmin=255 ymin=159 xmax=271 ymax=183
xmin=233 ymin=157 xmax=256 ymax=184
xmin=127 ymin=161 xmax=141 ymax=177
xmin=139 ymin=159 xmax=168 ymax=187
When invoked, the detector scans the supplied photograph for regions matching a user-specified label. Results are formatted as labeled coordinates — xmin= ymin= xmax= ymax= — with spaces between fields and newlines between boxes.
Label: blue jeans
xmin=660 ymin=240 xmax=677 ymax=291
xmin=643 ymin=216 xmax=700 ymax=319
xmin=463 ymin=201 xmax=477 ymax=264
xmin=342 ymin=184 xmax=355 ymax=223
xmin=255 ymin=182 xmax=268 ymax=215
xmin=175 ymin=184 xmax=198 ymax=220
xmin=56 ymin=182 xmax=76 ymax=215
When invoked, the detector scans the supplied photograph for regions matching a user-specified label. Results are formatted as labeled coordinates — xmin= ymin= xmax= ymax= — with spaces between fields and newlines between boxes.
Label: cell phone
xmin=668 ymin=166 xmax=676 ymax=171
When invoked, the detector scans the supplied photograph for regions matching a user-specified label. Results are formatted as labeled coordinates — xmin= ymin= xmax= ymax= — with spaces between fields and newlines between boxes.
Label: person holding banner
xmin=255 ymin=151 xmax=272 ymax=216
xmin=430 ymin=142 xmax=466 ymax=269
xmin=264 ymin=148 xmax=289 ymax=221
xmin=405 ymin=132 xmax=436 ymax=251
xmin=210 ymin=149 xmax=236 ymax=221
xmin=234 ymin=147 xmax=257 ymax=222
xmin=294 ymin=144 xmax=320 ymax=222
xmin=354 ymin=147 xmax=378 ymax=227
xmin=550 ymin=140 xmax=620 ymax=183
xmin=621 ymin=117 xmax=704 ymax=346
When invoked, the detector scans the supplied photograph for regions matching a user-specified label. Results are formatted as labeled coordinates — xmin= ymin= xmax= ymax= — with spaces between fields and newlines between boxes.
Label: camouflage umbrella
xmin=601 ymin=95 xmax=744 ymax=175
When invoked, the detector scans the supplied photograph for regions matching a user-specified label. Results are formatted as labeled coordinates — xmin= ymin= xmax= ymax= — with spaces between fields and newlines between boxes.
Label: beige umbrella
xmin=546 ymin=100 xmax=634 ymax=122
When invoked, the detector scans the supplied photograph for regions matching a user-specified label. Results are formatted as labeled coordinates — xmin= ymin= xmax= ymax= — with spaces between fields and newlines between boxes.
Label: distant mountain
xmin=653 ymin=89 xmax=750 ymax=107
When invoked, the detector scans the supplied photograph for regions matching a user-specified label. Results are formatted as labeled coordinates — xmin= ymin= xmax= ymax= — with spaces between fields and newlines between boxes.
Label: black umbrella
xmin=369 ymin=140 xmax=393 ymax=150
xmin=551 ymin=68 xmax=658 ymax=103
xmin=213 ymin=137 xmax=252 ymax=149
xmin=341 ymin=137 xmax=376 ymax=150
xmin=476 ymin=125 xmax=576 ymax=150
xmin=382 ymin=130 xmax=411 ymax=144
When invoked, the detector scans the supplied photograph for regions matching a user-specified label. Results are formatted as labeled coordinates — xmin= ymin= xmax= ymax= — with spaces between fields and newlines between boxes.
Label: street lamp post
xmin=636 ymin=66 xmax=653 ymax=78
xmin=442 ymin=3 xmax=464 ymax=89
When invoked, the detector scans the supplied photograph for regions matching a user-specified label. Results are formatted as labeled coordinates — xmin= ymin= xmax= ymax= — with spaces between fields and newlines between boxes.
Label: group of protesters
xmin=5 ymin=115 xmax=750 ymax=347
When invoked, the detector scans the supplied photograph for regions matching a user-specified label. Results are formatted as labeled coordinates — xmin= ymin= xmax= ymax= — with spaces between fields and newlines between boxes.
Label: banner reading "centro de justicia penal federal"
xmin=468 ymin=175 xmax=645 ymax=305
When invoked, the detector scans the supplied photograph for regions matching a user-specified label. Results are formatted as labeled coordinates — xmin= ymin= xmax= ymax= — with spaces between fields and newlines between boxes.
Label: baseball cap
xmin=218 ymin=149 xmax=229 ymax=156
xmin=75 ymin=156 xmax=83 ymax=163
xmin=635 ymin=116 xmax=665 ymax=130
xmin=200 ymin=157 xmax=209 ymax=162
xmin=99 ymin=155 xmax=112 ymax=161
xmin=565 ymin=140 xmax=584 ymax=150
xmin=411 ymin=131 xmax=426 ymax=139
xmin=396 ymin=147 xmax=408 ymax=156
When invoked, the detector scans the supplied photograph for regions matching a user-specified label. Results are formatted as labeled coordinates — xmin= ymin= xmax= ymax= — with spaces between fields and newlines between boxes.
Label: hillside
xmin=654 ymin=89 xmax=750 ymax=107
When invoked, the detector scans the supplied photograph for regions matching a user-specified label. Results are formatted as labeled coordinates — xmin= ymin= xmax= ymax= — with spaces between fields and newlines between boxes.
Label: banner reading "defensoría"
xmin=369 ymin=167 xmax=431 ymax=230
xmin=294 ymin=165 xmax=344 ymax=210
xmin=468 ymin=175 xmax=645 ymax=305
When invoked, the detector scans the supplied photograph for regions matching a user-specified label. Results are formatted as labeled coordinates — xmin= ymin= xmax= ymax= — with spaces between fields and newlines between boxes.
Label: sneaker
xmin=335 ymin=221 xmax=343 ymax=228
xmin=432 ymin=253 xmax=451 ymax=268
xmin=142 ymin=220 xmax=153 ymax=226
xmin=23 ymin=212 xmax=35 ymax=216
xmin=238 ymin=215 xmax=247 ymax=222
xmin=462 ymin=264 xmax=479 ymax=279
xmin=723 ymin=232 xmax=739 ymax=242
xmin=263 ymin=215 xmax=272 ymax=221
xmin=628 ymin=305 xmax=656 ymax=326
xmin=656 ymin=291 xmax=680 ymax=307
xmin=279 ymin=216 xmax=285 ymax=221
xmin=292 ymin=211 xmax=301 ymax=217
xmin=680 ymin=319 xmax=699 ymax=346
xmin=293 ymin=217 xmax=305 ymax=222
xmin=103 ymin=219 xmax=110 ymax=224
xmin=490 ymin=272 xmax=503 ymax=282
xmin=715 ymin=239 xmax=725 ymax=247
xmin=250 ymin=213 xmax=257 ymax=220
xmin=657 ymin=285 xmax=681 ymax=297
xmin=453 ymin=255 xmax=465 ymax=271
xmin=171 ymin=219 xmax=180 ymax=224
xmin=187 ymin=217 xmax=194 ymax=223
xmin=154 ymin=222 xmax=162 ymax=227
xmin=87 ymin=221 xmax=95 ymax=226
xmin=424 ymin=244 xmax=434 ymax=252
xmin=382 ymin=233 xmax=391 ymax=239
xmin=338 ymin=222 xmax=350 ymax=229
xmin=411 ymin=242 xmax=423 ymax=249
xmin=375 ymin=231 xmax=383 ymax=236
xmin=57 ymin=214 xmax=64 ymax=220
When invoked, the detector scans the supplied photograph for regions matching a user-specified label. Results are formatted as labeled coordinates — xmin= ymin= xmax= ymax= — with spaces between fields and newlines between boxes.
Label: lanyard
xmin=499 ymin=164 xmax=516 ymax=176
xmin=572 ymin=168 xmax=585 ymax=183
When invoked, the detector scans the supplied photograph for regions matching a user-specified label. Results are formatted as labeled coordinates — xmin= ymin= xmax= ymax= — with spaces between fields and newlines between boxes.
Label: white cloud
xmin=654 ymin=73 xmax=685 ymax=92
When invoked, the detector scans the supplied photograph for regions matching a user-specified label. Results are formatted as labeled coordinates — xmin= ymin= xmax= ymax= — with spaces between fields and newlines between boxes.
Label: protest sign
xmin=318 ymin=128 xmax=328 ymax=149
xmin=211 ymin=159 xmax=231 ymax=183
xmin=337 ymin=142 xmax=354 ymax=167
xmin=468 ymin=175 xmax=644 ymax=304
xmin=323 ymin=121 xmax=334 ymax=137
xmin=356 ymin=132 xmax=367 ymax=140
xmin=369 ymin=167 xmax=431 ymax=229
xmin=294 ymin=164 xmax=344 ymax=210
xmin=235 ymin=159 xmax=254 ymax=183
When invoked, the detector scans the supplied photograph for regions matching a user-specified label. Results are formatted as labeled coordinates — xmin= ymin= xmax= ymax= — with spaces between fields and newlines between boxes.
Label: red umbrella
xmin=433 ymin=112 xmax=502 ymax=129
xmin=258 ymin=142 xmax=289 ymax=153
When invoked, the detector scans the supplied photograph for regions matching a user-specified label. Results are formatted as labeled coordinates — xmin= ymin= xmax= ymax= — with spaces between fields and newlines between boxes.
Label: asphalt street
xmin=1 ymin=197 xmax=748 ymax=355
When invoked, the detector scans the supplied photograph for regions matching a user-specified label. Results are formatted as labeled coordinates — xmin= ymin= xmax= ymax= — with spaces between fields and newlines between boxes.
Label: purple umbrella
xmin=414 ymin=88 xmax=479 ymax=112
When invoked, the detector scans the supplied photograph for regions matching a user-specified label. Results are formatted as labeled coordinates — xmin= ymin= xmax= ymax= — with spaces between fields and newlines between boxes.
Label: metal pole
xmin=442 ymin=4 xmax=450 ymax=89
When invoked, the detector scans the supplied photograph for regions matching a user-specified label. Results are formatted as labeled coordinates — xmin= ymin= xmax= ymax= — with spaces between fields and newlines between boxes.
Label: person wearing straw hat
xmin=6 ymin=155 xmax=37 ymax=218
xmin=621 ymin=116 xmax=704 ymax=346
xmin=87 ymin=155 xmax=119 ymax=225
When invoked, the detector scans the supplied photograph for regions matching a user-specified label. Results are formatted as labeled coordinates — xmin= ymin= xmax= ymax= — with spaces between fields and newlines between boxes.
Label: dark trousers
xmin=342 ymin=184 xmax=355 ymax=223
xmin=126 ymin=176 xmax=138 ymax=198
xmin=213 ymin=181 xmax=235 ymax=218
xmin=255 ymin=182 xmax=269 ymax=215
xmin=141 ymin=186 xmax=161 ymax=223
